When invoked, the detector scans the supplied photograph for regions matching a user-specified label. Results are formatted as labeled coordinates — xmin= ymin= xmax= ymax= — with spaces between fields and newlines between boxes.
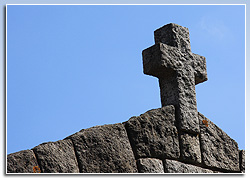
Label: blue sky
xmin=7 ymin=5 xmax=245 ymax=154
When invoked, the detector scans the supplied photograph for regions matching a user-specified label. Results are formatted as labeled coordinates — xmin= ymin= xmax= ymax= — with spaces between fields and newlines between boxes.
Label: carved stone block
xmin=179 ymin=132 xmax=201 ymax=164
xmin=199 ymin=113 xmax=240 ymax=172
xmin=32 ymin=139 xmax=79 ymax=173
xmin=163 ymin=159 xmax=213 ymax=173
xmin=124 ymin=105 xmax=180 ymax=159
xmin=7 ymin=150 xmax=39 ymax=173
xmin=67 ymin=123 xmax=137 ymax=173
xmin=137 ymin=158 xmax=164 ymax=173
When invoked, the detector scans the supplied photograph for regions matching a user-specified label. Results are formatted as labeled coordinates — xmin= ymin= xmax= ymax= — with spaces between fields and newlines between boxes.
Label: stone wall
xmin=7 ymin=105 xmax=245 ymax=173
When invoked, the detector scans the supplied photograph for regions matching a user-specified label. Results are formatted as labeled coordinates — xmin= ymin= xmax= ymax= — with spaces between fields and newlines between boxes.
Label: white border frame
xmin=5 ymin=3 xmax=246 ymax=175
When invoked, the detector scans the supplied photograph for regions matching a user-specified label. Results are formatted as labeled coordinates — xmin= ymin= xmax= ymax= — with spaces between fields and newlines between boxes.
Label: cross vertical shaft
xmin=159 ymin=67 xmax=199 ymax=133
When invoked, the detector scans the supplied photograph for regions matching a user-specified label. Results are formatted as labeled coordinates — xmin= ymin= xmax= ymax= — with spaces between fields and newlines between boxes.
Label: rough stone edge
xmin=163 ymin=159 xmax=214 ymax=173
xmin=65 ymin=137 xmax=82 ymax=173
xmin=32 ymin=139 xmax=80 ymax=173
xmin=239 ymin=150 xmax=245 ymax=173
xmin=7 ymin=149 xmax=41 ymax=173
xmin=198 ymin=112 xmax=241 ymax=173
xmin=122 ymin=105 xmax=180 ymax=160
xmin=65 ymin=123 xmax=138 ymax=173
xmin=137 ymin=158 xmax=164 ymax=173
xmin=179 ymin=132 xmax=202 ymax=165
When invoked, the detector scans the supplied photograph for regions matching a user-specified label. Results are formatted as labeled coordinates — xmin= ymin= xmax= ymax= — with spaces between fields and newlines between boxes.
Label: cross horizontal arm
xmin=142 ymin=43 xmax=185 ymax=78
xmin=143 ymin=43 xmax=207 ymax=84
xmin=191 ymin=53 xmax=208 ymax=84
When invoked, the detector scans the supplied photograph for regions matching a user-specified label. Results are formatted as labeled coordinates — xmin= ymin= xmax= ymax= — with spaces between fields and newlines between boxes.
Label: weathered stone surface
xmin=7 ymin=150 xmax=39 ymax=173
xmin=142 ymin=23 xmax=207 ymax=134
xmin=124 ymin=105 xmax=180 ymax=159
xmin=137 ymin=158 xmax=164 ymax=173
xmin=154 ymin=23 xmax=191 ymax=53
xmin=199 ymin=113 xmax=240 ymax=172
xmin=143 ymin=43 xmax=207 ymax=84
xmin=159 ymin=66 xmax=200 ymax=133
xmin=163 ymin=159 xmax=213 ymax=173
xmin=180 ymin=132 xmax=201 ymax=164
xmin=67 ymin=123 xmax=137 ymax=173
xmin=240 ymin=150 xmax=245 ymax=173
xmin=32 ymin=139 xmax=79 ymax=173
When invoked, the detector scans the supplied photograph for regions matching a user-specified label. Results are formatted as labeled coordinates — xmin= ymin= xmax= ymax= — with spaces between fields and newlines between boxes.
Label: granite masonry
xmin=7 ymin=23 xmax=244 ymax=173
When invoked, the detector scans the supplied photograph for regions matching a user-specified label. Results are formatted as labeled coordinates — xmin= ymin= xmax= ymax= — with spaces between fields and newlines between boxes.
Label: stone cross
xmin=142 ymin=23 xmax=207 ymax=134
